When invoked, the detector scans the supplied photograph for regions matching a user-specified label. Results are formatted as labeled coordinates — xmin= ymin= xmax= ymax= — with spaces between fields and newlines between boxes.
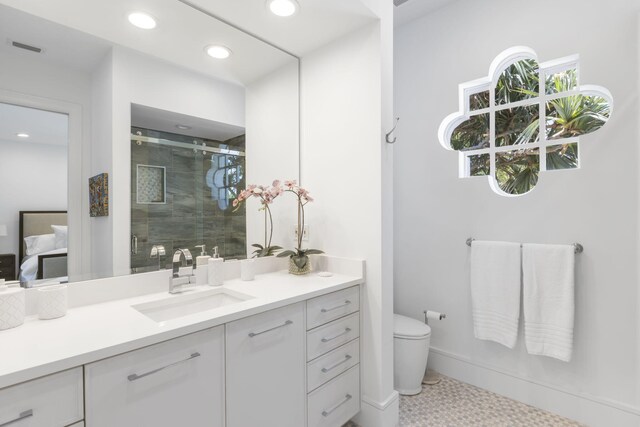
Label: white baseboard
xmin=353 ymin=390 xmax=400 ymax=427
xmin=428 ymin=347 xmax=640 ymax=427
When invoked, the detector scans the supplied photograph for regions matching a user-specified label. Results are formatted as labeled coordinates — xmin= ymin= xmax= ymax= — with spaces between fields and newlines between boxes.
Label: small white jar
xmin=0 ymin=280 xmax=25 ymax=330
xmin=37 ymin=284 xmax=68 ymax=320
xmin=241 ymin=259 xmax=256 ymax=281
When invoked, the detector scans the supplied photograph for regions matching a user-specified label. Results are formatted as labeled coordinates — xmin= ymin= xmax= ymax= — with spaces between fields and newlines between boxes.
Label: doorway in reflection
xmin=0 ymin=102 xmax=69 ymax=284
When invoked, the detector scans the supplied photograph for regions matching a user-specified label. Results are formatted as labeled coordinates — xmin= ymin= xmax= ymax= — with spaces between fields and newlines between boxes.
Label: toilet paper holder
xmin=424 ymin=310 xmax=446 ymax=325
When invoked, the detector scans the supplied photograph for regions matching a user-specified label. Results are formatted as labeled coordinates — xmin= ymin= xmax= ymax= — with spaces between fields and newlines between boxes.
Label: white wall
xmin=90 ymin=46 xmax=246 ymax=275
xmin=245 ymin=60 xmax=299 ymax=254
xmin=301 ymin=17 xmax=398 ymax=426
xmin=394 ymin=0 xmax=640 ymax=424
xmin=0 ymin=50 xmax=92 ymax=278
xmin=90 ymin=51 xmax=114 ymax=277
xmin=0 ymin=140 xmax=67 ymax=257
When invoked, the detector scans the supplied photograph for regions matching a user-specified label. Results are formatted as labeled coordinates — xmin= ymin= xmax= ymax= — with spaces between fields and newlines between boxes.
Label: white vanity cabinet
xmin=1 ymin=281 xmax=363 ymax=427
xmin=0 ymin=367 xmax=83 ymax=427
xmin=84 ymin=326 xmax=225 ymax=427
xmin=225 ymin=302 xmax=306 ymax=427
xmin=306 ymin=287 xmax=361 ymax=427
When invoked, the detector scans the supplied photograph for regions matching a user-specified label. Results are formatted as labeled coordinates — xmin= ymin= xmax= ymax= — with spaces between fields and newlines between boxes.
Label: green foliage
xmin=453 ymin=61 xmax=610 ymax=195
xmin=251 ymin=243 xmax=282 ymax=258
xmin=495 ymin=59 xmax=539 ymax=104
xmin=451 ymin=114 xmax=490 ymax=151
xmin=277 ymin=248 xmax=324 ymax=269
xmin=546 ymin=95 xmax=610 ymax=140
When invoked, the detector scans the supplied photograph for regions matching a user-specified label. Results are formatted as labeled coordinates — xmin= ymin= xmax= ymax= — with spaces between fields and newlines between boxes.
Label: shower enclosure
xmin=130 ymin=126 xmax=246 ymax=273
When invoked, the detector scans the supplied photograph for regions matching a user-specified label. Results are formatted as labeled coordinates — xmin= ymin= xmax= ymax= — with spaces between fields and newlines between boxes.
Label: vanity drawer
xmin=307 ymin=286 xmax=359 ymax=330
xmin=0 ymin=367 xmax=83 ymax=427
xmin=85 ymin=326 xmax=224 ymax=427
xmin=307 ymin=312 xmax=359 ymax=361
xmin=307 ymin=338 xmax=359 ymax=392
xmin=308 ymin=365 xmax=360 ymax=427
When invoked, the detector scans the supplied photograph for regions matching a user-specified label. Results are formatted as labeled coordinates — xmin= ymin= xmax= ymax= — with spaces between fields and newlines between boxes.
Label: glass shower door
xmin=130 ymin=127 xmax=246 ymax=273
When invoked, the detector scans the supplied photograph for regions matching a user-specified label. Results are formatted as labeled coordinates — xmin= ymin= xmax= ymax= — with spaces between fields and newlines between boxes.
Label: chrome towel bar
xmin=466 ymin=238 xmax=583 ymax=254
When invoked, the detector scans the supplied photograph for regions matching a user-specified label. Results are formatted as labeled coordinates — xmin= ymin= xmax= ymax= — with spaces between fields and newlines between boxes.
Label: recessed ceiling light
xmin=205 ymin=45 xmax=232 ymax=60
xmin=176 ymin=124 xmax=192 ymax=130
xmin=128 ymin=12 xmax=157 ymax=30
xmin=267 ymin=0 xmax=299 ymax=17
xmin=16 ymin=133 xmax=29 ymax=138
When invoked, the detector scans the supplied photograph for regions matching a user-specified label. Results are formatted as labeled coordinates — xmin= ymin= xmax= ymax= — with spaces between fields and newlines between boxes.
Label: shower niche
xmin=130 ymin=104 xmax=246 ymax=273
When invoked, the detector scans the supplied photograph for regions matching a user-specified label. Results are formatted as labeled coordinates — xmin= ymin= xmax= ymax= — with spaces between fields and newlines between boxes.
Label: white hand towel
xmin=470 ymin=240 xmax=521 ymax=348
xmin=522 ymin=244 xmax=575 ymax=362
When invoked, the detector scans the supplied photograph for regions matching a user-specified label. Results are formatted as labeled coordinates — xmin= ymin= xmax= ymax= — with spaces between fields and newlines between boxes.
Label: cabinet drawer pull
xmin=0 ymin=409 xmax=34 ymax=426
xmin=248 ymin=320 xmax=293 ymax=337
xmin=320 ymin=300 xmax=351 ymax=313
xmin=321 ymin=394 xmax=352 ymax=417
xmin=127 ymin=352 xmax=201 ymax=381
xmin=321 ymin=327 xmax=351 ymax=343
xmin=321 ymin=354 xmax=352 ymax=373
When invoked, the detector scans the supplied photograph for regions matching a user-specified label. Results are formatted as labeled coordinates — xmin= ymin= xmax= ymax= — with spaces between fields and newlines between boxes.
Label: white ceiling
xmin=131 ymin=104 xmax=245 ymax=141
xmin=0 ymin=103 xmax=68 ymax=146
xmin=0 ymin=0 xmax=296 ymax=85
xmin=184 ymin=0 xmax=378 ymax=57
xmin=0 ymin=4 xmax=111 ymax=72
xmin=394 ymin=0 xmax=459 ymax=27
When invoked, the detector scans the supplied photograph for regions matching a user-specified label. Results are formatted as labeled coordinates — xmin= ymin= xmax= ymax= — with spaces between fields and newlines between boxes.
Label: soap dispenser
xmin=194 ymin=245 xmax=211 ymax=286
xmin=207 ymin=246 xmax=224 ymax=287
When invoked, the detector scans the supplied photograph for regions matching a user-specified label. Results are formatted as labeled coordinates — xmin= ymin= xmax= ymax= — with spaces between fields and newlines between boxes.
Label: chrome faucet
xmin=150 ymin=245 xmax=166 ymax=270
xmin=169 ymin=249 xmax=195 ymax=294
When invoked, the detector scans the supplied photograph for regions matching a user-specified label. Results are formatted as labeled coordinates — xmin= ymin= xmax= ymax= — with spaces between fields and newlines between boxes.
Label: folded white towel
xmin=522 ymin=244 xmax=575 ymax=362
xmin=470 ymin=240 xmax=521 ymax=348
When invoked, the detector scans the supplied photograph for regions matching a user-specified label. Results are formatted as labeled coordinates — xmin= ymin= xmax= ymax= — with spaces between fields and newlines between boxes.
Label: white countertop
xmin=0 ymin=270 xmax=362 ymax=390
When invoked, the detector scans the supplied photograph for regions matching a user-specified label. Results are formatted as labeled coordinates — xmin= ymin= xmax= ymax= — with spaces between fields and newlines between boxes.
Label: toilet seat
xmin=394 ymin=314 xmax=431 ymax=340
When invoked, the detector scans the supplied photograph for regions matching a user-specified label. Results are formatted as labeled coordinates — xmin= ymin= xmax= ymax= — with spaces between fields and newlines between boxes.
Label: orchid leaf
xmin=277 ymin=250 xmax=296 ymax=258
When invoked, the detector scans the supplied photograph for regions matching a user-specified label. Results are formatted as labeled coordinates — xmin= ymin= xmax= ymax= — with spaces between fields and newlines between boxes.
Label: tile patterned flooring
xmin=345 ymin=374 xmax=584 ymax=427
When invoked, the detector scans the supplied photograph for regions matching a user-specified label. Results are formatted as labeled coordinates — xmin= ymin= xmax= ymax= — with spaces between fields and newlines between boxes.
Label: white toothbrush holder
xmin=208 ymin=257 xmax=224 ymax=286
xmin=37 ymin=284 xmax=68 ymax=320
xmin=0 ymin=280 xmax=25 ymax=331
xmin=241 ymin=259 xmax=255 ymax=281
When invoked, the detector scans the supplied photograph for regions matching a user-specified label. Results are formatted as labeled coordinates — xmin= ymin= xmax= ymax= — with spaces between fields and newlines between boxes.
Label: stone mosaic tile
xmin=343 ymin=374 xmax=584 ymax=427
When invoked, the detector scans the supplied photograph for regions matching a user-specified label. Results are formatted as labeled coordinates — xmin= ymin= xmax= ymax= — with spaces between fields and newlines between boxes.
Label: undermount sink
xmin=132 ymin=288 xmax=254 ymax=322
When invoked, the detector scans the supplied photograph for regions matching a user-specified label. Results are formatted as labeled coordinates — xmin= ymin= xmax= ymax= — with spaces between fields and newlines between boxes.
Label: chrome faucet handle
xmin=150 ymin=245 xmax=166 ymax=258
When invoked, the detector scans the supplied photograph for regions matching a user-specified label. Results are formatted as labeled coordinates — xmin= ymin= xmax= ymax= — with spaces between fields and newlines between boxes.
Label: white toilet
xmin=393 ymin=313 xmax=431 ymax=395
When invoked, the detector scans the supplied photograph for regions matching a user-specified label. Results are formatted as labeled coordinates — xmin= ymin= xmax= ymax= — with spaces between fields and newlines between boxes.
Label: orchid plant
xmin=277 ymin=180 xmax=323 ymax=271
xmin=233 ymin=180 xmax=283 ymax=257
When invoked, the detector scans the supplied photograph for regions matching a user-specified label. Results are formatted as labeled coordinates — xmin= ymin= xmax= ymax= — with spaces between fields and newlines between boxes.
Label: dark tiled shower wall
xmin=131 ymin=131 xmax=246 ymax=272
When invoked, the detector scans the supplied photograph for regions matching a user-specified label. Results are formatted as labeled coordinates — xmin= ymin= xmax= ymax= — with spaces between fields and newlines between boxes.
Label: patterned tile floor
xmin=345 ymin=374 xmax=584 ymax=427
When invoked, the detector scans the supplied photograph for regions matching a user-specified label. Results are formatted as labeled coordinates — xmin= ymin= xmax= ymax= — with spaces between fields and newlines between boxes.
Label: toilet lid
xmin=394 ymin=314 xmax=431 ymax=339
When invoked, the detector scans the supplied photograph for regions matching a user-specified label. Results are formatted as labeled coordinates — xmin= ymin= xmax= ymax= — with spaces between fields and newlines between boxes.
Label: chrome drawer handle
xmin=320 ymin=300 xmax=351 ymax=313
xmin=0 ymin=409 xmax=34 ymax=426
xmin=321 ymin=354 xmax=352 ymax=373
xmin=322 ymin=394 xmax=352 ymax=417
xmin=321 ymin=327 xmax=351 ymax=343
xmin=248 ymin=320 xmax=293 ymax=337
xmin=128 ymin=352 xmax=201 ymax=381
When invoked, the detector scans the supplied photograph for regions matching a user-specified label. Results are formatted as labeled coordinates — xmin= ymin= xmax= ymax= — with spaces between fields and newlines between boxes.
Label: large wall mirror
xmin=0 ymin=0 xmax=299 ymax=286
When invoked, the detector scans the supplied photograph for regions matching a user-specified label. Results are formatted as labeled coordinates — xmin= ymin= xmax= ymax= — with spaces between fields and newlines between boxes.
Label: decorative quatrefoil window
xmin=438 ymin=46 xmax=613 ymax=196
